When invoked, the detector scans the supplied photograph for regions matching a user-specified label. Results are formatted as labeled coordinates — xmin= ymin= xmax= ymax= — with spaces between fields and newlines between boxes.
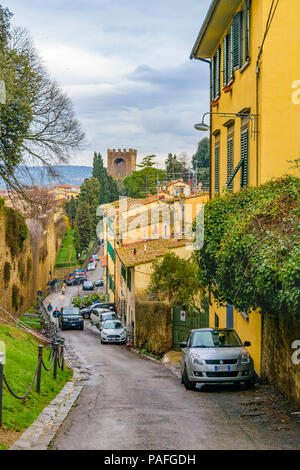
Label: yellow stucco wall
xmin=200 ymin=0 xmax=300 ymax=378
xmin=209 ymin=298 xmax=262 ymax=375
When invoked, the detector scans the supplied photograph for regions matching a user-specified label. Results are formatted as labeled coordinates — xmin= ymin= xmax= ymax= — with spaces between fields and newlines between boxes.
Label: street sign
xmin=180 ymin=310 xmax=186 ymax=322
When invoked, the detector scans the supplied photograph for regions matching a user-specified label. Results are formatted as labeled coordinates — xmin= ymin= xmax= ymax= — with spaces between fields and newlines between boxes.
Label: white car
xmin=87 ymin=261 xmax=96 ymax=271
xmin=90 ymin=308 xmax=113 ymax=328
xmin=100 ymin=320 xmax=127 ymax=344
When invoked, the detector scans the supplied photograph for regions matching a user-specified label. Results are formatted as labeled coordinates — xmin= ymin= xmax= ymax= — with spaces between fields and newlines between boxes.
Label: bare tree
xmin=0 ymin=19 xmax=85 ymax=200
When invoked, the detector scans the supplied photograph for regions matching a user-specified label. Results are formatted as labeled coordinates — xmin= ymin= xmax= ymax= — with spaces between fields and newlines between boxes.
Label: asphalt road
xmin=48 ymin=261 xmax=300 ymax=450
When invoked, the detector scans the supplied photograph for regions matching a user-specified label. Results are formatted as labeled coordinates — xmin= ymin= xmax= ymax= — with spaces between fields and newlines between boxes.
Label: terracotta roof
xmin=116 ymin=238 xmax=191 ymax=268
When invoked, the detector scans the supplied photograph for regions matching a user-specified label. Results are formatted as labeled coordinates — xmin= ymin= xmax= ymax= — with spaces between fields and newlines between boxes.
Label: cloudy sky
xmin=7 ymin=0 xmax=211 ymax=168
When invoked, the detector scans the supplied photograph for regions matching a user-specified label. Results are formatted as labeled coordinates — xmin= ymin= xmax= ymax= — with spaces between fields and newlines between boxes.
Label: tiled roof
xmin=116 ymin=238 xmax=191 ymax=268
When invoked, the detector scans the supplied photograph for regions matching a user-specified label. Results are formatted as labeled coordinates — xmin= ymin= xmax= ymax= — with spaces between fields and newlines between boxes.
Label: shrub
xmin=4 ymin=207 xmax=28 ymax=257
xmin=194 ymin=175 xmax=300 ymax=318
xmin=3 ymin=261 xmax=11 ymax=288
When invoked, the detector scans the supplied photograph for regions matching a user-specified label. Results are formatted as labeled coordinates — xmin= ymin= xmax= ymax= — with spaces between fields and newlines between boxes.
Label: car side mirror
xmin=180 ymin=342 xmax=187 ymax=349
xmin=244 ymin=341 xmax=251 ymax=347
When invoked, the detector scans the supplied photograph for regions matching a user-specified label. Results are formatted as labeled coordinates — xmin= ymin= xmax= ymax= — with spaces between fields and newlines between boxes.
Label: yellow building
xmin=115 ymin=238 xmax=193 ymax=333
xmin=190 ymin=0 xmax=300 ymax=375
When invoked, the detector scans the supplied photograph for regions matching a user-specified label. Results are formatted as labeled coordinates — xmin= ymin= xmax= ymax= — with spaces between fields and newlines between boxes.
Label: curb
xmin=9 ymin=356 xmax=84 ymax=451
xmin=130 ymin=348 xmax=181 ymax=378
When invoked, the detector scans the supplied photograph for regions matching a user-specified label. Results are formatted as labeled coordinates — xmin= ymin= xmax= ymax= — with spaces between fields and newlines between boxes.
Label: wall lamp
xmin=194 ymin=112 xmax=258 ymax=139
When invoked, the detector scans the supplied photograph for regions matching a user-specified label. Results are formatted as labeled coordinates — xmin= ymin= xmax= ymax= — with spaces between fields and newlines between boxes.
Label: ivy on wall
xmin=4 ymin=207 xmax=28 ymax=257
xmin=3 ymin=261 xmax=11 ymax=288
xmin=194 ymin=176 xmax=300 ymax=318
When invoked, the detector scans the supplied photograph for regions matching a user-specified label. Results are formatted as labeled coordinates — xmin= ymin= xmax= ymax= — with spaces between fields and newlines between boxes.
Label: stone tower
xmin=107 ymin=148 xmax=137 ymax=180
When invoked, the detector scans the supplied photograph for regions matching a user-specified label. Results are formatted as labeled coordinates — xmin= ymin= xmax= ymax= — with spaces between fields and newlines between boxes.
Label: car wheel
xmin=182 ymin=365 xmax=196 ymax=391
xmin=83 ymin=313 xmax=90 ymax=319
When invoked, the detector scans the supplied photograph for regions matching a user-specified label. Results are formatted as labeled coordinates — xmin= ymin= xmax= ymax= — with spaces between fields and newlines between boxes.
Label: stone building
xmin=107 ymin=149 xmax=137 ymax=180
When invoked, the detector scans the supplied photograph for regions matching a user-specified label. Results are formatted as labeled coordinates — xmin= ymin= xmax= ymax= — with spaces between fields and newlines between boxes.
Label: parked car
xmin=100 ymin=320 xmax=127 ymax=344
xmin=92 ymin=254 xmax=100 ymax=262
xmin=94 ymin=279 xmax=104 ymax=287
xmin=90 ymin=308 xmax=113 ymax=328
xmin=87 ymin=261 xmax=96 ymax=271
xmin=59 ymin=307 xmax=84 ymax=331
xmin=180 ymin=328 xmax=254 ymax=390
xmin=80 ymin=302 xmax=117 ymax=319
xmin=66 ymin=276 xmax=85 ymax=286
xmin=83 ymin=281 xmax=94 ymax=291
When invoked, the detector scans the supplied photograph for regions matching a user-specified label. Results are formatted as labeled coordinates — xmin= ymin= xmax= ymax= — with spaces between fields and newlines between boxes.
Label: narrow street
xmin=44 ymin=264 xmax=299 ymax=451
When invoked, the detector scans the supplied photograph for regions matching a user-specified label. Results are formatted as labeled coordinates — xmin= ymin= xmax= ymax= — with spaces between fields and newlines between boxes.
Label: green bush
xmin=194 ymin=175 xmax=300 ymax=318
xmin=72 ymin=293 xmax=106 ymax=309
xmin=12 ymin=284 xmax=19 ymax=310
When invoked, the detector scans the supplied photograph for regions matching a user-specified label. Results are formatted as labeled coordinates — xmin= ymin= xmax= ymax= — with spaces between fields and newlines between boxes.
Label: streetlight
xmin=194 ymin=112 xmax=258 ymax=139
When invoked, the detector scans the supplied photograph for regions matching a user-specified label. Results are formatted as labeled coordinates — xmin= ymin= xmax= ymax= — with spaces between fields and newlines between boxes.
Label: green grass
xmin=0 ymin=324 xmax=73 ymax=448
xmin=19 ymin=316 xmax=42 ymax=330
xmin=55 ymin=229 xmax=77 ymax=266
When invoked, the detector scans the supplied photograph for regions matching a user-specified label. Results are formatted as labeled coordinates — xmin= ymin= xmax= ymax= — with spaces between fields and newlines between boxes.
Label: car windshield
xmin=62 ymin=308 xmax=79 ymax=316
xmin=84 ymin=282 xmax=92 ymax=286
xmin=102 ymin=314 xmax=115 ymax=321
xmin=103 ymin=321 xmax=123 ymax=330
xmin=191 ymin=330 xmax=242 ymax=348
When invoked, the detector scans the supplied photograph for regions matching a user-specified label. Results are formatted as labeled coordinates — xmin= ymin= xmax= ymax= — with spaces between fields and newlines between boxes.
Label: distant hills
xmin=0 ymin=166 xmax=93 ymax=189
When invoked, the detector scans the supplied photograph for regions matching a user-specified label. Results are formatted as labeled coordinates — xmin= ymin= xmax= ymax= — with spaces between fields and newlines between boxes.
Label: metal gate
xmin=172 ymin=305 xmax=209 ymax=350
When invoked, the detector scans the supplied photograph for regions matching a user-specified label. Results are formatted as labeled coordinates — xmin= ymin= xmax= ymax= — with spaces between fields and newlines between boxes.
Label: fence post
xmin=60 ymin=339 xmax=64 ymax=371
xmin=0 ymin=363 xmax=3 ymax=427
xmin=53 ymin=343 xmax=58 ymax=379
xmin=36 ymin=345 xmax=43 ymax=394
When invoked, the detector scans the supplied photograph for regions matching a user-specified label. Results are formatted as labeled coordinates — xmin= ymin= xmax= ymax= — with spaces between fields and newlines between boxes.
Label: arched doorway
xmin=113 ymin=158 xmax=127 ymax=178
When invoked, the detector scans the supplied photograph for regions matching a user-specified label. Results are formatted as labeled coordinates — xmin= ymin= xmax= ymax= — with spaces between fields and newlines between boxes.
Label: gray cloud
xmin=7 ymin=0 xmax=211 ymax=166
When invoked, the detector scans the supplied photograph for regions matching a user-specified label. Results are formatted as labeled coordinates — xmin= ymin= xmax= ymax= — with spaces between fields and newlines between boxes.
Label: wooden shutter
xmin=211 ymin=55 xmax=215 ymax=100
xmin=223 ymin=36 xmax=228 ymax=86
xmin=214 ymin=144 xmax=220 ymax=194
xmin=241 ymin=129 xmax=249 ymax=188
xmin=231 ymin=12 xmax=242 ymax=70
xmin=215 ymin=47 xmax=221 ymax=96
xmin=227 ymin=136 xmax=234 ymax=191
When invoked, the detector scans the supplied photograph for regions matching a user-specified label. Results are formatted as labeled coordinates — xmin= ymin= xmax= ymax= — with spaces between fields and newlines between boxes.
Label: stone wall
xmin=261 ymin=313 xmax=300 ymax=404
xmin=0 ymin=204 xmax=65 ymax=315
xmin=135 ymin=300 xmax=172 ymax=356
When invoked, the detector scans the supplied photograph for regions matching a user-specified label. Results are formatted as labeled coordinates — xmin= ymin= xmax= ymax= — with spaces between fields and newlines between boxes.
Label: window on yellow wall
xmin=214 ymin=142 xmax=220 ymax=194
xmin=240 ymin=128 xmax=249 ymax=188
xmin=227 ymin=133 xmax=234 ymax=192
xmin=223 ymin=32 xmax=232 ymax=86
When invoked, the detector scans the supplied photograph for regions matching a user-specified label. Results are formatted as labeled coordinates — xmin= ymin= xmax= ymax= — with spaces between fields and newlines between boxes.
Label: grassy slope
xmin=55 ymin=229 xmax=77 ymax=265
xmin=0 ymin=324 xmax=72 ymax=449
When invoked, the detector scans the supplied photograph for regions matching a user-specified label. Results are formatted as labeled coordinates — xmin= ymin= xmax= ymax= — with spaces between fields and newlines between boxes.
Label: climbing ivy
xmin=4 ymin=207 xmax=28 ymax=257
xmin=194 ymin=176 xmax=300 ymax=318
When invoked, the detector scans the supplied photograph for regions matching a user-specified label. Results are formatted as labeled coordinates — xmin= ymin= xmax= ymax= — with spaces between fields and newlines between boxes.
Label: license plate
xmin=215 ymin=365 xmax=230 ymax=372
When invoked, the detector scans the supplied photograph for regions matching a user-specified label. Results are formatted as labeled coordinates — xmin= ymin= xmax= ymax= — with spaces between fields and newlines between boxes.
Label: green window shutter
xmin=241 ymin=129 xmax=249 ymax=188
xmin=214 ymin=145 xmax=220 ymax=194
xmin=227 ymin=136 xmax=234 ymax=192
xmin=127 ymin=269 xmax=132 ymax=291
xmin=231 ymin=12 xmax=242 ymax=70
xmin=215 ymin=47 xmax=221 ymax=96
xmin=121 ymin=265 xmax=126 ymax=281
xmin=211 ymin=55 xmax=216 ymax=100
xmin=107 ymin=240 xmax=114 ymax=261
xmin=223 ymin=36 xmax=228 ymax=87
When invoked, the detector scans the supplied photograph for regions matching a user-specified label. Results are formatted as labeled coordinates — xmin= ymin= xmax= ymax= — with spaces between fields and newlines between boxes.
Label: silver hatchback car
xmin=180 ymin=328 xmax=255 ymax=390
